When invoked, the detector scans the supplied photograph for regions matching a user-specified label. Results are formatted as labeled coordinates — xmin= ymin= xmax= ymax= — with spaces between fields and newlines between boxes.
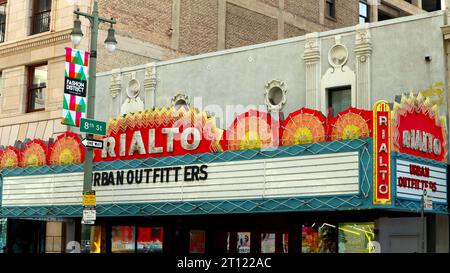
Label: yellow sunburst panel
xmin=21 ymin=142 xmax=47 ymax=167
xmin=227 ymin=114 xmax=274 ymax=151
xmin=331 ymin=112 xmax=370 ymax=141
xmin=393 ymin=92 xmax=447 ymax=129
xmin=49 ymin=135 xmax=83 ymax=165
xmin=108 ymin=107 xmax=193 ymax=133
xmin=282 ymin=114 xmax=326 ymax=146
xmin=0 ymin=148 xmax=19 ymax=169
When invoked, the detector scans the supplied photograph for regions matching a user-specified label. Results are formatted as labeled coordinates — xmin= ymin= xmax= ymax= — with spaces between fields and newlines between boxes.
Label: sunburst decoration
xmin=281 ymin=108 xmax=327 ymax=146
xmin=20 ymin=140 xmax=47 ymax=167
xmin=48 ymin=132 xmax=84 ymax=165
xmin=329 ymin=107 xmax=373 ymax=141
xmin=0 ymin=147 xmax=20 ymax=169
xmin=393 ymin=92 xmax=447 ymax=161
xmin=222 ymin=110 xmax=276 ymax=151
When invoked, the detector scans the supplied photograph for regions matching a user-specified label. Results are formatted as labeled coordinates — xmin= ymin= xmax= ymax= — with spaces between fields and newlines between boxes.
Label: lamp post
xmin=70 ymin=0 xmax=117 ymax=253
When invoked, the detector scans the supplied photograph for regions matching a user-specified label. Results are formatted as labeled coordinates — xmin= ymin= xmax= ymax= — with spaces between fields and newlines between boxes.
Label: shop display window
xmin=261 ymin=233 xmax=276 ymax=253
xmin=282 ymin=233 xmax=289 ymax=253
xmin=90 ymin=225 xmax=104 ymax=253
xmin=0 ymin=219 xmax=6 ymax=253
xmin=338 ymin=222 xmax=375 ymax=253
xmin=111 ymin=226 xmax=136 ymax=253
xmin=137 ymin=227 xmax=163 ymax=253
xmin=302 ymin=223 xmax=338 ymax=253
xmin=237 ymin=232 xmax=251 ymax=253
xmin=189 ymin=230 xmax=206 ymax=253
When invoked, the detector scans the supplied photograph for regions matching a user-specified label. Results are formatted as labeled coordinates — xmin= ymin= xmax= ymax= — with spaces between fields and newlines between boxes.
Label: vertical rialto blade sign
xmin=62 ymin=48 xmax=90 ymax=127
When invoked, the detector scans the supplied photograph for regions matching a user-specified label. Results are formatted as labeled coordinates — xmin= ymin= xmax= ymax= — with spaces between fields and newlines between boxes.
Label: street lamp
xmin=70 ymin=0 xmax=117 ymax=253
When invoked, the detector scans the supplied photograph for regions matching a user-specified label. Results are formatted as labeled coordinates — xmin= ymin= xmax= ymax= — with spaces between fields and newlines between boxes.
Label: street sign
xmin=83 ymin=191 xmax=96 ymax=207
xmin=81 ymin=138 xmax=104 ymax=150
xmin=80 ymin=118 xmax=107 ymax=136
xmin=423 ymin=189 xmax=433 ymax=210
xmin=82 ymin=209 xmax=96 ymax=222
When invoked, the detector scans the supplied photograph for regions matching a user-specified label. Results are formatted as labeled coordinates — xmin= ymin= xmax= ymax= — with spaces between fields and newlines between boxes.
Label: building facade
xmin=0 ymin=0 xmax=440 ymax=149
xmin=0 ymin=10 xmax=448 ymax=253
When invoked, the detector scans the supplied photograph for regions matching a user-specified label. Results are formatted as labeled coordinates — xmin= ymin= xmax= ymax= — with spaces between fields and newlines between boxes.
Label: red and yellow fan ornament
xmin=281 ymin=108 xmax=327 ymax=145
xmin=329 ymin=107 xmax=373 ymax=141
xmin=48 ymin=132 xmax=84 ymax=165
xmin=0 ymin=147 xmax=20 ymax=169
xmin=20 ymin=140 xmax=47 ymax=167
xmin=221 ymin=110 xmax=278 ymax=151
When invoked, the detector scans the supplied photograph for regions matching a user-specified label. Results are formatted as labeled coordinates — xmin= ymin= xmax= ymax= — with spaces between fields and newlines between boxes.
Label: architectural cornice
xmin=441 ymin=25 xmax=450 ymax=40
xmin=0 ymin=29 xmax=72 ymax=56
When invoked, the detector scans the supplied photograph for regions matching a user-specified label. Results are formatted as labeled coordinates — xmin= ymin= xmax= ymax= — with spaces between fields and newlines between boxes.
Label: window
xmin=302 ymin=223 xmax=338 ymax=253
xmin=338 ymin=222 xmax=376 ymax=253
xmin=137 ymin=227 xmax=163 ymax=253
xmin=328 ymin=86 xmax=351 ymax=117
xmin=0 ymin=1 xmax=6 ymax=43
xmin=325 ymin=0 xmax=336 ymax=19
xmin=359 ymin=1 xmax=369 ymax=23
xmin=31 ymin=0 xmax=51 ymax=35
xmin=27 ymin=64 xmax=47 ymax=112
xmin=189 ymin=230 xmax=205 ymax=253
xmin=111 ymin=226 xmax=136 ymax=253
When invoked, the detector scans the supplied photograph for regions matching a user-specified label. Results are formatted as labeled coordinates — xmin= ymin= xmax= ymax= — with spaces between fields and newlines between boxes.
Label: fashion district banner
xmin=62 ymin=48 xmax=90 ymax=127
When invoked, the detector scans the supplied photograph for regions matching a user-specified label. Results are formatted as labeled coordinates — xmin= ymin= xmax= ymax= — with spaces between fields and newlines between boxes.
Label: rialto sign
xmin=93 ymin=109 xmax=223 ymax=162
xmin=392 ymin=93 xmax=447 ymax=162
xmin=373 ymin=101 xmax=391 ymax=205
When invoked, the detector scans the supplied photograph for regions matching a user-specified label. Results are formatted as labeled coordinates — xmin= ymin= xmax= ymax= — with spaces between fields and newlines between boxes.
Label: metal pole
xmin=74 ymin=0 xmax=115 ymax=254
xmin=80 ymin=1 xmax=99 ymax=254
xmin=421 ymin=193 xmax=426 ymax=253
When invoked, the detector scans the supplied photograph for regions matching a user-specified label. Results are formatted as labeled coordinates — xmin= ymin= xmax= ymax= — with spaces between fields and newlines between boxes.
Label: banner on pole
xmin=62 ymin=48 xmax=90 ymax=127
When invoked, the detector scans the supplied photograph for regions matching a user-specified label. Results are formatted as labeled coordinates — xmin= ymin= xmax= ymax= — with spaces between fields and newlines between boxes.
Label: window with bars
xmin=359 ymin=0 xmax=370 ymax=24
xmin=31 ymin=0 xmax=51 ymax=35
xmin=0 ymin=1 xmax=6 ymax=43
xmin=27 ymin=64 xmax=47 ymax=112
xmin=325 ymin=0 xmax=336 ymax=19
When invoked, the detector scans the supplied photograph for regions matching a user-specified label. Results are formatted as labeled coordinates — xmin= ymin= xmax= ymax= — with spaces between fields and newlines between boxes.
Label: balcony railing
xmin=0 ymin=21 xmax=5 ymax=43
xmin=31 ymin=10 xmax=51 ymax=35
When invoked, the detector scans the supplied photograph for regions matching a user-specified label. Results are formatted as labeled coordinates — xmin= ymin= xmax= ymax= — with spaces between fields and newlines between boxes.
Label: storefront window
xmin=0 ymin=219 xmax=7 ymax=253
xmin=302 ymin=223 xmax=338 ymax=253
xmin=282 ymin=233 xmax=289 ymax=253
xmin=237 ymin=232 xmax=251 ymax=253
xmin=137 ymin=227 xmax=163 ymax=253
xmin=338 ymin=222 xmax=375 ymax=253
xmin=261 ymin=233 xmax=276 ymax=253
xmin=189 ymin=230 xmax=206 ymax=253
xmin=90 ymin=225 xmax=104 ymax=253
xmin=111 ymin=226 xmax=135 ymax=253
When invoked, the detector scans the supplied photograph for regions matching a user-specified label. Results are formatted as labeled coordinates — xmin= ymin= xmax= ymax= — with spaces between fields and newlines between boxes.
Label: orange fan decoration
xmin=281 ymin=108 xmax=327 ymax=146
xmin=0 ymin=147 xmax=20 ymax=169
xmin=48 ymin=132 xmax=84 ymax=165
xmin=221 ymin=110 xmax=278 ymax=151
xmin=20 ymin=140 xmax=47 ymax=167
xmin=329 ymin=107 xmax=373 ymax=141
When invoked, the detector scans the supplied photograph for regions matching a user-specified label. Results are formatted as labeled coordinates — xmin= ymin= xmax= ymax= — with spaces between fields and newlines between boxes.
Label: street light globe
xmin=104 ymin=25 xmax=117 ymax=54
xmin=71 ymin=16 xmax=84 ymax=47
xmin=105 ymin=42 xmax=117 ymax=54
xmin=71 ymin=33 xmax=83 ymax=46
